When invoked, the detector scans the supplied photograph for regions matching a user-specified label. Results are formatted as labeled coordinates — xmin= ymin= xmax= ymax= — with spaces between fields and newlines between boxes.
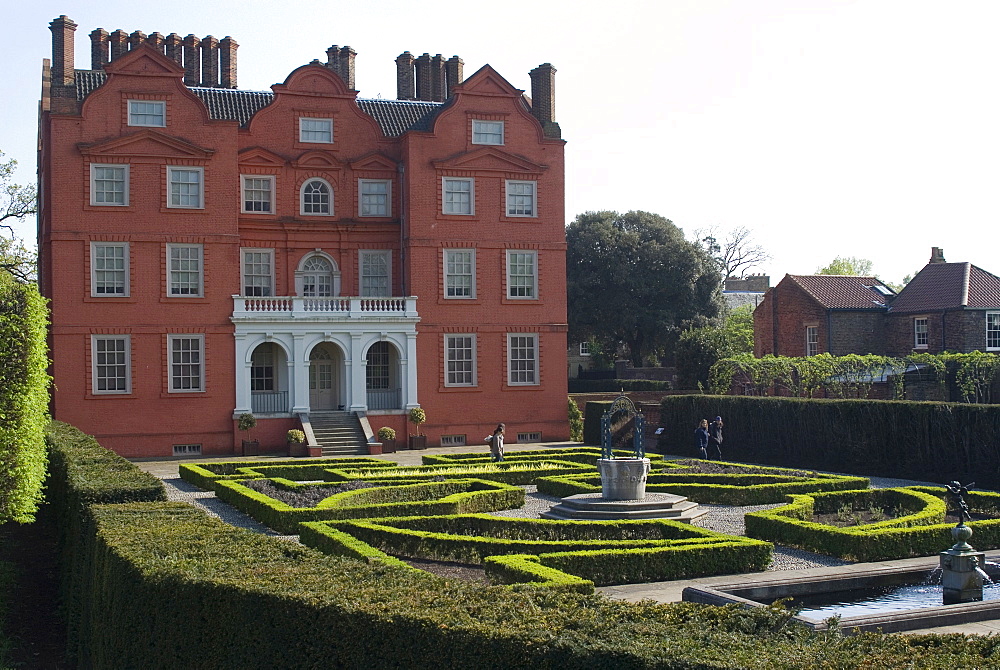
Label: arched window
xmin=301 ymin=179 xmax=332 ymax=216
xmin=301 ymin=255 xmax=334 ymax=297
xmin=366 ymin=342 xmax=390 ymax=390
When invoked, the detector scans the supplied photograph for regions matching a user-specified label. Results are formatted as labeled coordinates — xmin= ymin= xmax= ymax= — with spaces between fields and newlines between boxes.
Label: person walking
xmin=694 ymin=419 xmax=709 ymax=459
xmin=708 ymin=416 xmax=724 ymax=460
xmin=489 ymin=423 xmax=505 ymax=462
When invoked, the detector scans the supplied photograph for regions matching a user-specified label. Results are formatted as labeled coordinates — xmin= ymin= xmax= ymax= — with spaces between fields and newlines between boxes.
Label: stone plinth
xmin=941 ymin=524 xmax=986 ymax=604
xmin=541 ymin=492 xmax=706 ymax=522
xmin=597 ymin=457 xmax=650 ymax=501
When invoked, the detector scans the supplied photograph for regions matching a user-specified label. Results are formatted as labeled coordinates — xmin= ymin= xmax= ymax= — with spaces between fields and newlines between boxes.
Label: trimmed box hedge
xmin=323 ymin=460 xmax=592 ymax=485
xmin=306 ymin=513 xmax=772 ymax=586
xmin=421 ymin=447 xmax=665 ymax=468
xmin=536 ymin=459 xmax=869 ymax=505
xmin=178 ymin=457 xmax=393 ymax=490
xmin=214 ymin=478 xmax=525 ymax=534
xmin=743 ymin=487 xmax=1000 ymax=561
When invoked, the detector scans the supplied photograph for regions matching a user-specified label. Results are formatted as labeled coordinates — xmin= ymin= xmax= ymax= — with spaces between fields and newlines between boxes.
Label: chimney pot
xmin=200 ymin=35 xmax=219 ymax=87
xmin=529 ymin=63 xmax=559 ymax=138
xmin=49 ymin=15 xmax=78 ymax=88
xmin=395 ymin=51 xmax=415 ymax=100
xmin=445 ymin=55 xmax=463 ymax=98
xmin=183 ymin=35 xmax=201 ymax=86
xmin=128 ymin=30 xmax=147 ymax=49
xmin=110 ymin=29 xmax=128 ymax=62
xmin=90 ymin=28 xmax=109 ymax=70
xmin=219 ymin=36 xmax=238 ymax=88
xmin=930 ymin=247 xmax=947 ymax=264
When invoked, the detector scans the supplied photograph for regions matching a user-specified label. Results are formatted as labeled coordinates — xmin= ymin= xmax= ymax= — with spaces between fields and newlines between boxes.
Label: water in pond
xmin=791 ymin=581 xmax=1000 ymax=620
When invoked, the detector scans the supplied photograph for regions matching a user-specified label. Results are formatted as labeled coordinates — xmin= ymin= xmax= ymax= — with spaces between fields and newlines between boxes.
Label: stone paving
xmin=135 ymin=446 xmax=996 ymax=636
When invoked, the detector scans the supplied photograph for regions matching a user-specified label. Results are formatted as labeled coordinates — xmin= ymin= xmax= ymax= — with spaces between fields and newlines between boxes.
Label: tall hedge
xmin=658 ymin=395 xmax=1000 ymax=488
xmin=0 ymin=274 xmax=50 ymax=523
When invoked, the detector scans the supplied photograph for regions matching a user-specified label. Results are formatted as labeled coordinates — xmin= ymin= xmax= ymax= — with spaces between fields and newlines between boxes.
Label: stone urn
xmin=597 ymin=458 xmax=650 ymax=501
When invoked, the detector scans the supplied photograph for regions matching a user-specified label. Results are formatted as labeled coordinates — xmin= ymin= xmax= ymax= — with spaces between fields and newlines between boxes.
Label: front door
xmin=309 ymin=345 xmax=338 ymax=410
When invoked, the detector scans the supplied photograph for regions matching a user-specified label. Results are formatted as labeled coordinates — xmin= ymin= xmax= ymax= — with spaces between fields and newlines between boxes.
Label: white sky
xmin=3 ymin=0 xmax=999 ymax=286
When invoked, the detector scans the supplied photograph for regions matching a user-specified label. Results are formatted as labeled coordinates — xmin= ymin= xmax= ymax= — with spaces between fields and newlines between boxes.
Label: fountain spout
xmin=940 ymin=481 xmax=985 ymax=604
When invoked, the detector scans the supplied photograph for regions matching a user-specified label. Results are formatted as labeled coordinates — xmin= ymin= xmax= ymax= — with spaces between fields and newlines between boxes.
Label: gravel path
xmin=158 ymin=470 xmax=941 ymax=573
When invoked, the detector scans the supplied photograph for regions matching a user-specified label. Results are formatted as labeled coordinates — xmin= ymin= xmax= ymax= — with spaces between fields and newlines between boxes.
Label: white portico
xmin=231 ymin=295 xmax=420 ymax=416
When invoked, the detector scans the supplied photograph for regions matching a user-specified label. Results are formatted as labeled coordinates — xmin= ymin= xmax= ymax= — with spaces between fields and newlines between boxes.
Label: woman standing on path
xmin=708 ymin=416 xmax=724 ymax=460
xmin=490 ymin=423 xmax=505 ymax=462
xmin=694 ymin=419 xmax=709 ymax=459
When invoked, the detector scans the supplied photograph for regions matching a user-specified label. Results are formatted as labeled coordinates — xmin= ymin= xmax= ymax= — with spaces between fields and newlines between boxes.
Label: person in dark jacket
xmin=708 ymin=416 xmax=723 ymax=460
xmin=694 ymin=419 xmax=709 ymax=459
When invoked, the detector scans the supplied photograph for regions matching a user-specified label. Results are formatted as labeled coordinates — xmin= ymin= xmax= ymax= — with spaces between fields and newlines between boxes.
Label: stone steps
xmin=308 ymin=411 xmax=368 ymax=456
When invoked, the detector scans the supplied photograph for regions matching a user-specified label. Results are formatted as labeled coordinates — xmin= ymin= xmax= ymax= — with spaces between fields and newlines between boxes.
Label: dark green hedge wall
xmin=658 ymin=395 xmax=1000 ymax=488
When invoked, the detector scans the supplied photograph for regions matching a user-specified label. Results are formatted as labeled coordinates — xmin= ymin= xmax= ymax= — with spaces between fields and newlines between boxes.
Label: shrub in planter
xmin=287 ymin=429 xmax=307 ymax=457
xmin=238 ymin=413 xmax=259 ymax=456
xmin=408 ymin=408 xmax=426 ymax=450
xmin=378 ymin=426 xmax=397 ymax=454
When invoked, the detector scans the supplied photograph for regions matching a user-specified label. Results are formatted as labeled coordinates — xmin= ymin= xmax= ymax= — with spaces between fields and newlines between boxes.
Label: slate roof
xmin=785 ymin=275 xmax=895 ymax=309
xmin=75 ymin=70 xmax=442 ymax=136
xmin=889 ymin=262 xmax=1000 ymax=313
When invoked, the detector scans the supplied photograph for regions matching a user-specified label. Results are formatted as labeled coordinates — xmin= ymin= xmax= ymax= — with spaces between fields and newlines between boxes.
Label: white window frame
xmin=128 ymin=100 xmax=165 ymax=127
xmin=91 ymin=335 xmax=131 ymax=394
xmin=442 ymin=177 xmax=474 ymax=215
xmin=914 ymin=317 xmax=929 ymax=349
xmin=506 ymin=250 xmax=538 ymax=299
xmin=472 ymin=119 xmax=504 ymax=145
xmin=90 ymin=164 xmax=129 ymax=206
xmin=167 ymin=334 xmax=204 ymax=393
xmin=166 ymin=167 xmax=204 ymax=209
xmin=443 ymin=249 xmax=476 ymax=299
xmin=300 ymin=178 xmax=333 ymax=216
xmin=91 ymin=242 xmax=129 ymax=297
xmin=805 ymin=326 xmax=819 ymax=357
xmin=579 ymin=342 xmax=590 ymax=356
xmin=299 ymin=117 xmax=333 ymax=143
xmin=505 ymin=180 xmax=537 ymax=217
xmin=507 ymin=333 xmax=539 ymax=386
xmin=242 ymin=248 xmax=275 ymax=297
xmin=444 ymin=334 xmax=477 ymax=387
xmin=359 ymin=250 xmax=391 ymax=297
xmin=242 ymin=175 xmax=275 ymax=214
xmin=988 ymin=312 xmax=1000 ymax=351
xmin=166 ymin=244 xmax=204 ymax=297
xmin=359 ymin=179 xmax=391 ymax=217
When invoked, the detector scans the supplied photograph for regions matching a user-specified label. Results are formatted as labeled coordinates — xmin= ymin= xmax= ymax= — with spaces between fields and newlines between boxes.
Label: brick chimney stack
xmin=325 ymin=46 xmax=356 ymax=89
xmin=220 ymin=37 xmax=238 ymax=88
xmin=183 ymin=35 xmax=201 ymax=86
xmin=930 ymin=247 xmax=947 ymax=264
xmin=396 ymin=51 xmax=415 ymax=100
xmin=49 ymin=15 xmax=77 ymax=89
xmin=415 ymin=53 xmax=433 ymax=101
xmin=165 ymin=33 xmax=184 ymax=66
xmin=445 ymin=55 xmax=463 ymax=97
xmin=110 ymin=29 xmax=128 ymax=61
xmin=90 ymin=28 xmax=109 ymax=70
xmin=128 ymin=30 xmax=147 ymax=49
xmin=429 ymin=54 xmax=446 ymax=101
xmin=200 ymin=36 xmax=219 ymax=87
xmin=529 ymin=63 xmax=560 ymax=138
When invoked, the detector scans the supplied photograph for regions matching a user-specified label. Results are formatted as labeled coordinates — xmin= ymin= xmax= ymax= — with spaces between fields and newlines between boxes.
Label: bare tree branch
xmin=692 ymin=225 xmax=770 ymax=280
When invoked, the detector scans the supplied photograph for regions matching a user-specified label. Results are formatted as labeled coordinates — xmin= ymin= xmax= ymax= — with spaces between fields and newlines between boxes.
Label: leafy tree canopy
xmin=675 ymin=304 xmax=754 ymax=388
xmin=816 ymin=256 xmax=874 ymax=276
xmin=0 ymin=152 xmax=37 ymax=282
xmin=567 ymin=210 xmax=723 ymax=367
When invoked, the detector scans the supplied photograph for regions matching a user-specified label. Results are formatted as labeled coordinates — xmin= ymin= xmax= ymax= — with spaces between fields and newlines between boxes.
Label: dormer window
xmin=472 ymin=119 xmax=504 ymax=145
xmin=128 ymin=100 xmax=165 ymax=127
xmin=300 ymin=118 xmax=333 ymax=143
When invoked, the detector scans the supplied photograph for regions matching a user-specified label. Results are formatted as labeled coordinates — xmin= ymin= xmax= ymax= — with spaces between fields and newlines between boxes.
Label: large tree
xmin=817 ymin=256 xmax=874 ymax=276
xmin=0 ymin=153 xmax=37 ymax=282
xmin=693 ymin=225 xmax=770 ymax=280
xmin=675 ymin=304 xmax=754 ymax=389
xmin=567 ymin=210 xmax=723 ymax=367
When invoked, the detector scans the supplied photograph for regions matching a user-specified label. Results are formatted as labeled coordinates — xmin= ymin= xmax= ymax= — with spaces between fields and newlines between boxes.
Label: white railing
xmin=252 ymin=391 xmax=288 ymax=413
xmin=367 ymin=388 xmax=402 ymax=410
xmin=232 ymin=296 xmax=418 ymax=319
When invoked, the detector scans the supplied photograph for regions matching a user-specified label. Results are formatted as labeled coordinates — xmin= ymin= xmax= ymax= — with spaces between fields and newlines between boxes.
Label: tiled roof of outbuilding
xmin=889 ymin=262 xmax=1000 ymax=313
xmin=74 ymin=70 xmax=442 ymax=136
xmin=786 ymin=275 xmax=894 ymax=309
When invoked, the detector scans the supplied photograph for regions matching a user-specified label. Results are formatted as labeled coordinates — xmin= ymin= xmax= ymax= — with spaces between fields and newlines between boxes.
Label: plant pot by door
xmin=382 ymin=438 xmax=396 ymax=454
xmin=408 ymin=435 xmax=427 ymax=450
xmin=288 ymin=441 xmax=308 ymax=457
xmin=242 ymin=440 xmax=260 ymax=456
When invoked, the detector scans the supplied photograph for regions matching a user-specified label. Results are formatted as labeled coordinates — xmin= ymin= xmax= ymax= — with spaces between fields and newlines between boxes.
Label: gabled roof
xmin=75 ymin=70 xmax=442 ymax=135
xmin=784 ymin=274 xmax=894 ymax=309
xmin=889 ymin=262 xmax=1000 ymax=313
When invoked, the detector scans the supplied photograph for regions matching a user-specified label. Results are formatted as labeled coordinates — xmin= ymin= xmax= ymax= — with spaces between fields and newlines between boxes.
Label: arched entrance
xmin=249 ymin=342 xmax=289 ymax=413
xmin=366 ymin=341 xmax=402 ymax=409
xmin=309 ymin=343 xmax=342 ymax=410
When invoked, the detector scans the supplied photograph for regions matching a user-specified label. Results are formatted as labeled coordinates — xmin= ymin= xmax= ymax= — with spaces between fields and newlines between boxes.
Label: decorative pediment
xmin=78 ymin=129 xmax=214 ymax=159
xmin=349 ymin=152 xmax=397 ymax=171
xmin=238 ymin=146 xmax=287 ymax=167
xmin=432 ymin=147 xmax=547 ymax=174
xmin=273 ymin=63 xmax=355 ymax=97
xmin=292 ymin=150 xmax=344 ymax=170
xmin=103 ymin=44 xmax=185 ymax=78
xmin=454 ymin=65 xmax=522 ymax=97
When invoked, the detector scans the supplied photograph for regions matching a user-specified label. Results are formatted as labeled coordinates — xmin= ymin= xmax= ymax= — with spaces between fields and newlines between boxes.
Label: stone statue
xmin=945 ymin=481 xmax=974 ymax=526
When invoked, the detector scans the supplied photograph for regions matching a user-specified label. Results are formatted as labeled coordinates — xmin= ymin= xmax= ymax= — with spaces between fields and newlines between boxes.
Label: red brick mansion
xmin=38 ymin=16 xmax=568 ymax=457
